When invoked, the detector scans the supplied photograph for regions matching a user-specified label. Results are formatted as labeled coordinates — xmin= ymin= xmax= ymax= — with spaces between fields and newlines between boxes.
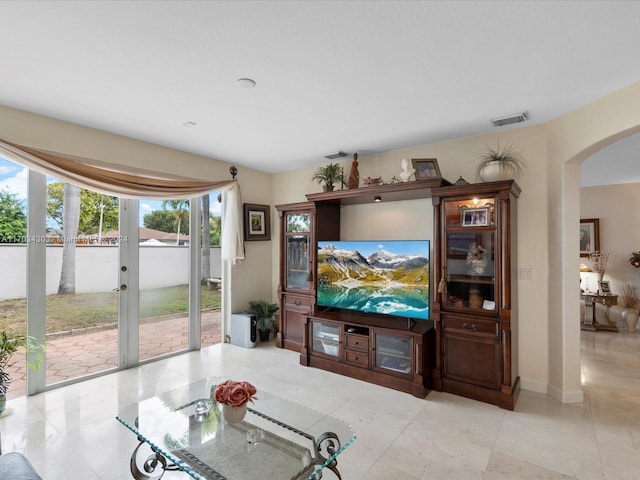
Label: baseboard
xmin=519 ymin=377 xmax=548 ymax=395
xmin=547 ymin=383 xmax=584 ymax=403
xmin=519 ymin=377 xmax=584 ymax=403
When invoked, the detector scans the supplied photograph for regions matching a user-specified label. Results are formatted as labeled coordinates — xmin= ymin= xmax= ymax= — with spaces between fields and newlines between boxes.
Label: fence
xmin=0 ymin=245 xmax=222 ymax=301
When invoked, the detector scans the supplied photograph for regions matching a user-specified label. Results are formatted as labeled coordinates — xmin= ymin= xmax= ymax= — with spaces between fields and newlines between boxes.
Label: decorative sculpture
xmin=399 ymin=158 xmax=415 ymax=182
xmin=348 ymin=153 xmax=359 ymax=189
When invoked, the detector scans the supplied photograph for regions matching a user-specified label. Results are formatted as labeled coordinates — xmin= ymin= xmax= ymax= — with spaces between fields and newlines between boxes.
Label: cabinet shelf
xmin=449 ymin=274 xmax=494 ymax=285
xmin=306 ymin=178 xmax=450 ymax=205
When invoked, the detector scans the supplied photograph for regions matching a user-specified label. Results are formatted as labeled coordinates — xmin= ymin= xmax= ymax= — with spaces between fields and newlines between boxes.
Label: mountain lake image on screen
xmin=316 ymin=240 xmax=430 ymax=320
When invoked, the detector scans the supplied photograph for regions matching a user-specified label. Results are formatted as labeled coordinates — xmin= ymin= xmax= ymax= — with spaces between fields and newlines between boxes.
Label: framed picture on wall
xmin=243 ymin=203 xmax=271 ymax=241
xmin=580 ymin=218 xmax=600 ymax=257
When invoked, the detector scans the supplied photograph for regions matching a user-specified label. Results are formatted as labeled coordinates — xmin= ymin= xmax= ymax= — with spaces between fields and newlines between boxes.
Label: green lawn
xmin=0 ymin=285 xmax=221 ymax=335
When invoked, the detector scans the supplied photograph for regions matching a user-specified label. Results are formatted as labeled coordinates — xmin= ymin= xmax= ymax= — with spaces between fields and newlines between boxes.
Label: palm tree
xmin=58 ymin=183 xmax=80 ymax=294
xmin=162 ymin=199 xmax=189 ymax=245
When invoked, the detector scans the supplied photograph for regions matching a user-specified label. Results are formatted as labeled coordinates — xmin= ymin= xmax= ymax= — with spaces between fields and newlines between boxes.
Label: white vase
xmin=621 ymin=309 xmax=639 ymax=332
xmin=479 ymin=162 xmax=516 ymax=182
xmin=222 ymin=403 xmax=247 ymax=423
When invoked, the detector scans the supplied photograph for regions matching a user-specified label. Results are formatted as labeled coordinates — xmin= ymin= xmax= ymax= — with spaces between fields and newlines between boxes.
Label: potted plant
xmin=476 ymin=142 xmax=527 ymax=182
xmin=248 ymin=300 xmax=279 ymax=341
xmin=311 ymin=162 xmax=345 ymax=192
xmin=0 ymin=330 xmax=44 ymax=414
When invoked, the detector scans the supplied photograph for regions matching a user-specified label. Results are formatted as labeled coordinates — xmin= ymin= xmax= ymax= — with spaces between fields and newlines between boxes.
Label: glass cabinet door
xmin=374 ymin=333 xmax=411 ymax=375
xmin=285 ymin=212 xmax=311 ymax=291
xmin=312 ymin=321 xmax=340 ymax=357
xmin=443 ymin=197 xmax=497 ymax=311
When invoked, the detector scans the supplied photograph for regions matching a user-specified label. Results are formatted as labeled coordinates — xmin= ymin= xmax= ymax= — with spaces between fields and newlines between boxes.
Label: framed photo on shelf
xmin=243 ymin=203 xmax=271 ymax=241
xmin=598 ymin=280 xmax=611 ymax=295
xmin=462 ymin=208 xmax=489 ymax=227
xmin=580 ymin=218 xmax=600 ymax=257
xmin=411 ymin=158 xmax=442 ymax=180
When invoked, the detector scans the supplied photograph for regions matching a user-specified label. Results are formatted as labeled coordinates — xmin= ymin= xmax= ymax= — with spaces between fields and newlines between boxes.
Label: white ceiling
xmin=1 ymin=1 xmax=639 ymax=183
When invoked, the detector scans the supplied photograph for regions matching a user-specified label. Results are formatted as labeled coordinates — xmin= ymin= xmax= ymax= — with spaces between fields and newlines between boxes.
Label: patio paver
xmin=6 ymin=310 xmax=221 ymax=400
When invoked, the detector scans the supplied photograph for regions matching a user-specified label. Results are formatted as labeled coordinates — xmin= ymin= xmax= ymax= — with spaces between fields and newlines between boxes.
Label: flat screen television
xmin=317 ymin=240 xmax=430 ymax=320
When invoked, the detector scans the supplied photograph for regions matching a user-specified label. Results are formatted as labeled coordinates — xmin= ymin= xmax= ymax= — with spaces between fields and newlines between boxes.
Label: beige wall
xmin=580 ymin=183 xmax=640 ymax=294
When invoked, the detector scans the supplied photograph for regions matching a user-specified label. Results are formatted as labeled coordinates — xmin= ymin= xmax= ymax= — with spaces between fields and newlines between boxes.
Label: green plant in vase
xmin=0 ymin=330 xmax=44 ymax=413
xmin=629 ymin=251 xmax=640 ymax=268
xmin=248 ymin=300 xmax=279 ymax=341
xmin=476 ymin=142 xmax=527 ymax=182
xmin=311 ymin=163 xmax=345 ymax=192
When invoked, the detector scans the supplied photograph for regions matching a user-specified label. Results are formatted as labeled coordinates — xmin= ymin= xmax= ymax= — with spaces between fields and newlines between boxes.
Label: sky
xmin=318 ymin=240 xmax=430 ymax=258
xmin=0 ymin=157 xmax=222 ymax=226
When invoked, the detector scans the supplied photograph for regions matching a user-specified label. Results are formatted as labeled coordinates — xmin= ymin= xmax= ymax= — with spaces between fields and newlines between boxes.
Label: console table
xmin=116 ymin=378 xmax=355 ymax=480
xmin=581 ymin=293 xmax=619 ymax=332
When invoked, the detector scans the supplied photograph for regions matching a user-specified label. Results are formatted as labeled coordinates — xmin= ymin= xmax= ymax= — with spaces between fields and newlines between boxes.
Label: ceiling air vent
xmin=324 ymin=151 xmax=349 ymax=160
xmin=491 ymin=112 xmax=528 ymax=127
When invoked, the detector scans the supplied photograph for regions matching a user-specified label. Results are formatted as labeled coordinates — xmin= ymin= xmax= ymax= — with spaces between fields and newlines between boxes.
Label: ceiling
xmin=1 ymin=1 xmax=639 ymax=183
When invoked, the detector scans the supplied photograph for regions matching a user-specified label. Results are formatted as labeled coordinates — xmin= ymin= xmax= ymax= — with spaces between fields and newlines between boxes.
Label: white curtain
xmin=0 ymin=138 xmax=245 ymax=264
xmin=221 ymin=182 xmax=245 ymax=265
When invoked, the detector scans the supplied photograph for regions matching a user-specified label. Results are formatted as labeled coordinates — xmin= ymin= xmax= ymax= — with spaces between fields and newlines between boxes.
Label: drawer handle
xmin=463 ymin=323 xmax=477 ymax=332
xmin=295 ymin=300 xmax=302 ymax=306
xmin=354 ymin=341 xmax=359 ymax=346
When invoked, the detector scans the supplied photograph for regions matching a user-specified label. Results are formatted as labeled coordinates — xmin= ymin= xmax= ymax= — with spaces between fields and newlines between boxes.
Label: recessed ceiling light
xmin=237 ymin=78 xmax=256 ymax=88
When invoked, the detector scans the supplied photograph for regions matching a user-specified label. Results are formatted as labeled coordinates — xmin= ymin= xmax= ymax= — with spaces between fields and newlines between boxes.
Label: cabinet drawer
xmin=283 ymin=294 xmax=312 ymax=312
xmin=345 ymin=349 xmax=370 ymax=368
xmin=442 ymin=316 xmax=498 ymax=337
xmin=344 ymin=334 xmax=369 ymax=352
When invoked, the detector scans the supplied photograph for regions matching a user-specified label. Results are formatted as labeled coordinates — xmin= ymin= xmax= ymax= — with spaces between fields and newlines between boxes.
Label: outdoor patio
xmin=7 ymin=310 xmax=222 ymax=400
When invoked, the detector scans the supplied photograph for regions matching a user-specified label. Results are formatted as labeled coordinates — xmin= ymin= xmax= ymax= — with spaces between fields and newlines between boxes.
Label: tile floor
xmin=1 ymin=329 xmax=639 ymax=480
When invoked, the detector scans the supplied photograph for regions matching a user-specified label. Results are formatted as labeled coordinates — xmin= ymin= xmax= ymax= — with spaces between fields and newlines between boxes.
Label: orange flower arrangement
xmin=213 ymin=380 xmax=257 ymax=407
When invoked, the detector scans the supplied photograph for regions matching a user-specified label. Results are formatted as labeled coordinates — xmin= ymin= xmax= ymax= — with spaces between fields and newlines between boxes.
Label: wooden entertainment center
xmin=275 ymin=179 xmax=519 ymax=409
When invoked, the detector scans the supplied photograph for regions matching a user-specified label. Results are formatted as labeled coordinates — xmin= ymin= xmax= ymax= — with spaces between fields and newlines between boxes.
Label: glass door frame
xmin=25 ymin=174 xmax=208 ymax=395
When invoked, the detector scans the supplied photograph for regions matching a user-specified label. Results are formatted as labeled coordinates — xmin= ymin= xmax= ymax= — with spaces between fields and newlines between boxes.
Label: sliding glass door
xmin=45 ymin=178 xmax=121 ymax=385
xmin=4 ymin=161 xmax=226 ymax=396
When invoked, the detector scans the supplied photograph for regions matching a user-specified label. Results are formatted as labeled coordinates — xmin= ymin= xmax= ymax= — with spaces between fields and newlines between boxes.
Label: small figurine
xmin=466 ymin=242 xmax=488 ymax=275
xmin=348 ymin=153 xmax=359 ymax=189
xmin=399 ymin=158 xmax=415 ymax=182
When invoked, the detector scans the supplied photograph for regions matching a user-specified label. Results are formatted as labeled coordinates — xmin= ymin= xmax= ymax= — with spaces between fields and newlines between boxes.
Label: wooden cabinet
xmin=301 ymin=311 xmax=434 ymax=397
xmin=275 ymin=202 xmax=340 ymax=352
xmin=431 ymin=180 xmax=519 ymax=410
xmin=278 ymin=181 xmax=445 ymax=395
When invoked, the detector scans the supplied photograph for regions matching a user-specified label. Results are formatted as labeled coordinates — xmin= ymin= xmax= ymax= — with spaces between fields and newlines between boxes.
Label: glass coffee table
xmin=116 ymin=378 xmax=355 ymax=480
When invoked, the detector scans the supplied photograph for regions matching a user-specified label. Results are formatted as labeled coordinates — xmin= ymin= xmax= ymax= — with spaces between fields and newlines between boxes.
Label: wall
xmin=547 ymin=80 xmax=640 ymax=402
xmin=580 ymin=183 xmax=640 ymax=294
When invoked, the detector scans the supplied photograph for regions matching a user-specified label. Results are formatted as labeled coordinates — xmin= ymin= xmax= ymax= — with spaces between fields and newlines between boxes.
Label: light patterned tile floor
xmin=0 ymin=329 xmax=638 ymax=479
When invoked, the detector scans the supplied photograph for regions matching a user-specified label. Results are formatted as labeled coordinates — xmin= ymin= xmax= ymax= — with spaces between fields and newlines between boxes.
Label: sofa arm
xmin=0 ymin=452 xmax=42 ymax=480
xmin=594 ymin=303 xmax=639 ymax=332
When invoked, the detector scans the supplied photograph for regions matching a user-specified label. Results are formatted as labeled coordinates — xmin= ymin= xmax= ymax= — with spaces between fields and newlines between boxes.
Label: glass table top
xmin=116 ymin=378 xmax=355 ymax=480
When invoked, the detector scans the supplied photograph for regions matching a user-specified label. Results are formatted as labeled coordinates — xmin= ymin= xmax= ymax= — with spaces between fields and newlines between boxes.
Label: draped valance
xmin=0 ymin=139 xmax=245 ymax=263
